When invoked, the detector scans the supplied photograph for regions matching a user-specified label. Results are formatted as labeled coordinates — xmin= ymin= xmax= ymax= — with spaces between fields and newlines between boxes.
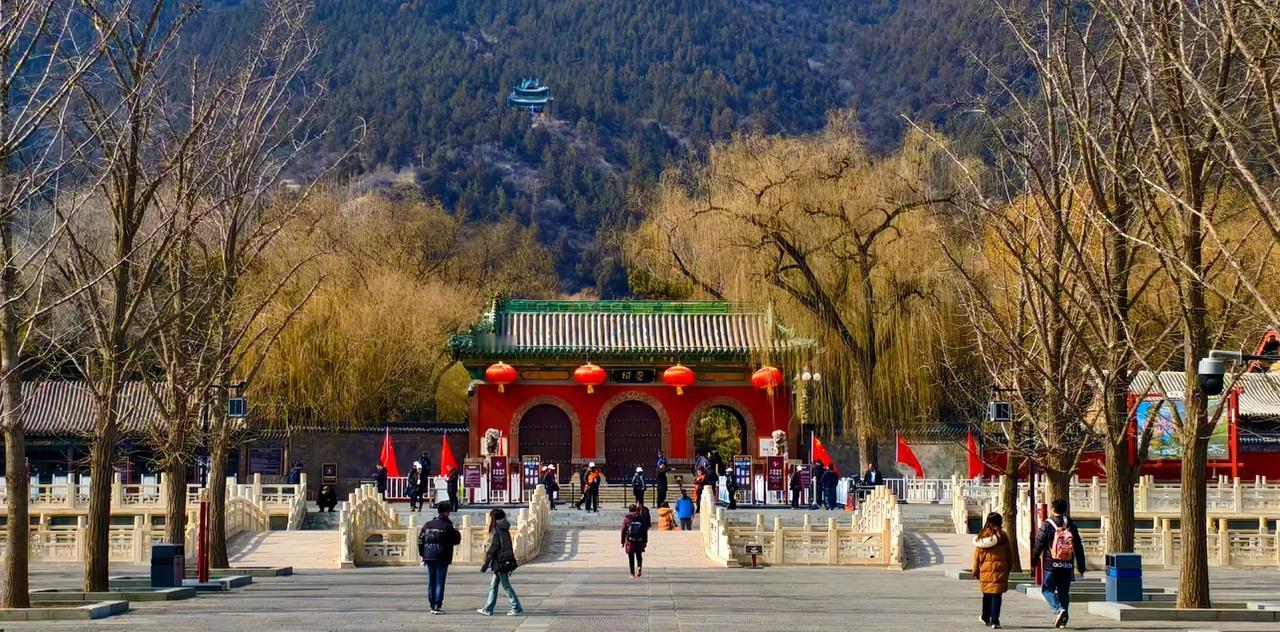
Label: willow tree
xmin=247 ymin=192 xmax=556 ymax=431
xmin=629 ymin=113 xmax=958 ymax=468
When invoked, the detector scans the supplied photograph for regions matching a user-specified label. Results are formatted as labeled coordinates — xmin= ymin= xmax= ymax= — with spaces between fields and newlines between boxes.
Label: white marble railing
xmin=0 ymin=517 xmax=168 ymax=564
xmin=339 ymin=483 xmax=551 ymax=567
xmin=701 ymin=484 xmax=903 ymax=568
xmin=0 ymin=473 xmax=305 ymax=518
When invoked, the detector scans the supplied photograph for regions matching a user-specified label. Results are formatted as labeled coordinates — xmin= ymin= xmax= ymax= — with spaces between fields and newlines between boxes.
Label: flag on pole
xmin=966 ymin=431 xmax=984 ymax=479
xmin=439 ymin=433 xmax=460 ymax=476
xmin=895 ymin=432 xmax=924 ymax=478
xmin=379 ymin=428 xmax=401 ymax=478
xmin=812 ymin=435 xmax=834 ymax=469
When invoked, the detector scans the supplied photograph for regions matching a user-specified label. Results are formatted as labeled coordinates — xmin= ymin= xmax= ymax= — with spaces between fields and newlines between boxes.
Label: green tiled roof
xmin=449 ymin=299 xmax=810 ymax=360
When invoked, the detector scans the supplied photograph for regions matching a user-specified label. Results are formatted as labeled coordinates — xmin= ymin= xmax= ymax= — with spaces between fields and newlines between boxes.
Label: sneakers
xmin=429 ymin=609 xmax=440 ymax=615
xmin=476 ymin=609 xmax=493 ymax=617
xmin=1054 ymin=610 xmax=1068 ymax=627
xmin=636 ymin=568 xmax=642 ymax=577
xmin=990 ymin=623 xmax=1001 ymax=629
xmin=507 ymin=610 xmax=524 ymax=616
xmin=978 ymin=617 xmax=988 ymax=625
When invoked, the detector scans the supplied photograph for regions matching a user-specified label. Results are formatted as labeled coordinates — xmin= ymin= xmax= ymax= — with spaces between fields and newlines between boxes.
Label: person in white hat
xmin=408 ymin=461 xmax=425 ymax=511
xmin=631 ymin=466 xmax=648 ymax=506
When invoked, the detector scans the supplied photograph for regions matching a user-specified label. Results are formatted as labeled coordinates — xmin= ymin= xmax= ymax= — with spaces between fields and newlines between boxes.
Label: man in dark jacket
xmin=586 ymin=465 xmax=602 ymax=512
xmin=789 ymin=467 xmax=804 ymax=509
xmin=630 ymin=467 xmax=647 ymax=505
xmin=724 ymin=465 xmax=738 ymax=509
xmin=446 ymin=465 xmax=462 ymax=512
xmin=419 ymin=451 xmax=433 ymax=479
xmin=540 ymin=466 xmax=559 ymax=510
xmin=822 ymin=468 xmax=840 ymax=510
xmin=655 ymin=463 xmax=669 ymax=506
xmin=372 ymin=463 xmax=388 ymax=497
xmin=418 ymin=501 xmax=462 ymax=614
xmin=1031 ymin=498 xmax=1086 ymax=628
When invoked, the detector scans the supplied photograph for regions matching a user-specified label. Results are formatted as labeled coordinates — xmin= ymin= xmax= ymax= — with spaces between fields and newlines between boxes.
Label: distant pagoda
xmin=506 ymin=77 xmax=551 ymax=113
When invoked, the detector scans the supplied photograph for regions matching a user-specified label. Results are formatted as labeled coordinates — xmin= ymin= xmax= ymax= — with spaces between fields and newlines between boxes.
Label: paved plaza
xmin=12 ymin=531 xmax=1280 ymax=631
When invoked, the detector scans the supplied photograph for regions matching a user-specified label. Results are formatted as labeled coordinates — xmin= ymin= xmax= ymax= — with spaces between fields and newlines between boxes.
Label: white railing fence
xmin=701 ymin=484 xmax=903 ymax=568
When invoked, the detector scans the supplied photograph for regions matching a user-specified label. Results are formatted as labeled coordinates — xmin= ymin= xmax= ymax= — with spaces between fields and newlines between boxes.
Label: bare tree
xmin=56 ymin=0 xmax=205 ymax=592
xmin=0 ymin=0 xmax=117 ymax=608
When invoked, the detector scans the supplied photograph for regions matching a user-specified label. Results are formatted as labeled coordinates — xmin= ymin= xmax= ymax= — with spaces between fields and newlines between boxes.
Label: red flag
xmin=966 ymin=431 xmax=983 ymax=479
xmin=812 ymin=435 xmax=834 ymax=469
xmin=379 ymin=428 xmax=401 ymax=478
xmin=439 ymin=433 xmax=459 ymax=476
xmin=896 ymin=432 xmax=924 ymax=478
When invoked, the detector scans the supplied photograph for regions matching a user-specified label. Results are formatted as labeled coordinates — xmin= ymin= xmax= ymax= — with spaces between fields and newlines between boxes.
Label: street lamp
xmin=1200 ymin=349 xmax=1280 ymax=396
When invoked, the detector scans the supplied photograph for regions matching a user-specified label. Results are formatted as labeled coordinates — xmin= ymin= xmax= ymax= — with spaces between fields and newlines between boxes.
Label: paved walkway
xmin=17 ymin=561 xmax=1280 ymax=630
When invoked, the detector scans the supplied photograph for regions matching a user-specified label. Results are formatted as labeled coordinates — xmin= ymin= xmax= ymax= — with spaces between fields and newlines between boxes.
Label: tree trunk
xmin=164 ymin=461 xmax=187 ymax=544
xmin=1177 ymin=432 xmax=1211 ymax=608
xmin=207 ymin=439 xmax=230 ymax=568
xmin=83 ymin=432 xmax=115 ymax=592
xmin=1044 ymin=451 xmax=1072 ymax=510
xmin=857 ymin=426 xmax=878 ymax=471
xmin=1103 ymin=439 xmax=1135 ymax=553
xmin=999 ymin=471 xmax=1022 ymax=572
xmin=2 ymin=420 xmax=29 ymax=607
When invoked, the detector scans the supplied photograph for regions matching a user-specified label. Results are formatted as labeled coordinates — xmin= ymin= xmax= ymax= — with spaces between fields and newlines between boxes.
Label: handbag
xmin=494 ymin=556 xmax=518 ymax=574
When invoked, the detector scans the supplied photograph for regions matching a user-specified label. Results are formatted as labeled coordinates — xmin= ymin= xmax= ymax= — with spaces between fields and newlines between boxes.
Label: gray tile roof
xmin=1130 ymin=371 xmax=1280 ymax=418
xmin=19 ymin=381 xmax=163 ymax=437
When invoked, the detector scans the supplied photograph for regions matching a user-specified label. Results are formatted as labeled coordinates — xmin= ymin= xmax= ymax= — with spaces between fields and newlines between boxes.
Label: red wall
xmin=471 ymin=382 xmax=791 ymax=460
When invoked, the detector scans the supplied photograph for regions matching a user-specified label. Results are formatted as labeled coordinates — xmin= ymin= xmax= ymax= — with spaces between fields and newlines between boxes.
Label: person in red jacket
xmin=621 ymin=504 xmax=649 ymax=577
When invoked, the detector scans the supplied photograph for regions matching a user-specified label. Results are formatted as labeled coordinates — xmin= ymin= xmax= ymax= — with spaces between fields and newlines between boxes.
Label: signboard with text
xmin=489 ymin=456 xmax=508 ymax=491
xmin=733 ymin=455 xmax=751 ymax=489
xmin=766 ymin=456 xmax=785 ymax=491
xmin=798 ymin=463 xmax=812 ymax=489
xmin=464 ymin=463 xmax=483 ymax=489
xmin=522 ymin=456 xmax=541 ymax=490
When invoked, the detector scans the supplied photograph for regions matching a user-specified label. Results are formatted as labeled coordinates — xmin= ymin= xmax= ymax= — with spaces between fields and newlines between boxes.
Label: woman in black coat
xmin=477 ymin=509 xmax=524 ymax=616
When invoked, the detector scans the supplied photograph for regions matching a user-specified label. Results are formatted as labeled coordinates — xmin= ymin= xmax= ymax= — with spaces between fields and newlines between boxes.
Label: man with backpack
xmin=418 ymin=501 xmax=463 ymax=615
xmin=621 ymin=504 xmax=649 ymax=577
xmin=1031 ymin=498 xmax=1086 ymax=628
xmin=631 ymin=466 xmax=647 ymax=506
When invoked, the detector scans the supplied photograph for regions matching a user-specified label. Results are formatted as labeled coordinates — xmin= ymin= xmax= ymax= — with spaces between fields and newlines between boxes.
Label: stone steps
xmin=227 ymin=530 xmax=340 ymax=570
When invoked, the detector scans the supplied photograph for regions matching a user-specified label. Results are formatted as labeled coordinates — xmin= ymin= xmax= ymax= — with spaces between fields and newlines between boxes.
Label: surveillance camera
xmin=1198 ymin=357 xmax=1225 ymax=397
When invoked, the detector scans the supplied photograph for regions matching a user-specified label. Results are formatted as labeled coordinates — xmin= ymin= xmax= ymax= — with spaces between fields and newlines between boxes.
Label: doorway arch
xmin=687 ymin=397 xmax=757 ymax=460
xmin=597 ymin=392 xmax=671 ymax=482
xmin=510 ymin=396 xmax=580 ymax=482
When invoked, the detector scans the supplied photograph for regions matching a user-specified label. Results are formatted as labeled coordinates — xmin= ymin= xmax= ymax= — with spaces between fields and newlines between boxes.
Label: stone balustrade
xmin=339 ymin=483 xmax=551 ymax=567
xmin=0 ymin=472 xmax=304 ymax=521
xmin=700 ymin=484 xmax=903 ymax=568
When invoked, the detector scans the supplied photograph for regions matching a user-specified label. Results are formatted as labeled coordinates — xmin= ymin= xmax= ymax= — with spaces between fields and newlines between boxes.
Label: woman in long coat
xmin=972 ymin=512 xmax=1013 ymax=628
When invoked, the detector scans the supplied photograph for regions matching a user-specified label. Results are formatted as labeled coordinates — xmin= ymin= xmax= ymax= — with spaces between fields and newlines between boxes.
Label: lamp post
xmin=797 ymin=369 xmax=821 ymax=507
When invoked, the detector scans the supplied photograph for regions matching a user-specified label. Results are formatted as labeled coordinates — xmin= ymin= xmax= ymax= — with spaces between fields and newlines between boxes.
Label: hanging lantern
xmin=485 ymin=362 xmax=517 ymax=393
xmin=752 ymin=366 xmax=784 ymax=396
xmin=662 ymin=364 xmax=696 ymax=395
xmin=574 ymin=363 xmax=607 ymax=394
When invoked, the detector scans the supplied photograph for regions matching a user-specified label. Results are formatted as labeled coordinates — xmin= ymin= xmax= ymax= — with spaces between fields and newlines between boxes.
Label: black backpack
xmin=626 ymin=520 xmax=645 ymax=543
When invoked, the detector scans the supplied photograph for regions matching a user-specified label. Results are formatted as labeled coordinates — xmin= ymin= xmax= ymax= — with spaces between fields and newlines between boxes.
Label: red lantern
xmin=574 ymin=363 xmax=607 ymax=394
xmin=485 ymin=362 xmax=517 ymax=393
xmin=662 ymin=364 xmax=696 ymax=395
xmin=752 ymin=366 xmax=783 ymax=396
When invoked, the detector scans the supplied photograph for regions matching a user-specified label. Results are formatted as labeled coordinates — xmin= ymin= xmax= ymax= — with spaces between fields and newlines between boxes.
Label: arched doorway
xmin=517 ymin=404 xmax=573 ymax=482
xmin=604 ymin=400 xmax=662 ymax=482
xmin=691 ymin=406 xmax=746 ymax=466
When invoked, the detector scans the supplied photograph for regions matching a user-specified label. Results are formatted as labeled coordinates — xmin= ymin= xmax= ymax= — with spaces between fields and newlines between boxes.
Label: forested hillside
xmin=189 ymin=0 xmax=1012 ymax=293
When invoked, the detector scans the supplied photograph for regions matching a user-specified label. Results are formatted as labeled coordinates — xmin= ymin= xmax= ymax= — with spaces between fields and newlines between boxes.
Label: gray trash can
xmin=151 ymin=543 xmax=186 ymax=588
xmin=1104 ymin=552 xmax=1142 ymax=602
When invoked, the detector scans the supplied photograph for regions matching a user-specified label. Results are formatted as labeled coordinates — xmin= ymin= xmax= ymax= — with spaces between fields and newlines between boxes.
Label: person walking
xmin=675 ymin=492 xmax=695 ymax=530
xmin=789 ymin=467 xmax=803 ymax=509
xmin=447 ymin=465 xmax=462 ymax=512
xmin=477 ymin=508 xmax=524 ymax=617
xmin=407 ymin=461 xmax=424 ymax=512
xmin=822 ymin=468 xmax=840 ymax=510
xmin=724 ymin=466 xmax=738 ymax=509
xmin=540 ymin=466 xmax=559 ymax=510
xmin=630 ymin=467 xmax=647 ymax=506
xmin=621 ymin=504 xmax=649 ymax=578
xmin=418 ymin=501 xmax=462 ymax=615
xmin=973 ymin=512 xmax=1013 ymax=629
xmin=586 ymin=465 xmax=602 ymax=513
xmin=1031 ymin=498 xmax=1086 ymax=628
xmin=372 ymin=463 xmax=388 ymax=497
xmin=655 ymin=463 xmax=669 ymax=506
xmin=573 ymin=463 xmax=591 ymax=510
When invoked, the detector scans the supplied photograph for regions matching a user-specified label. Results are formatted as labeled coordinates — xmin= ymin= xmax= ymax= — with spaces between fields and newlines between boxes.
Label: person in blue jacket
xmin=674 ymin=491 xmax=695 ymax=530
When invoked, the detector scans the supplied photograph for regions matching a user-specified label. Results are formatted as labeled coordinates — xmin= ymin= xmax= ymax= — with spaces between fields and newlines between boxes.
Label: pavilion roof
xmin=1130 ymin=371 xmax=1280 ymax=419
xmin=19 ymin=381 xmax=163 ymax=437
xmin=449 ymin=299 xmax=812 ymax=362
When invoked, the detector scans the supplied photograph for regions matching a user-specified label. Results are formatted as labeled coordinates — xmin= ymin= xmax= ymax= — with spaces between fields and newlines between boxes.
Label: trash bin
xmin=151 ymin=543 xmax=185 ymax=588
xmin=1104 ymin=552 xmax=1142 ymax=602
